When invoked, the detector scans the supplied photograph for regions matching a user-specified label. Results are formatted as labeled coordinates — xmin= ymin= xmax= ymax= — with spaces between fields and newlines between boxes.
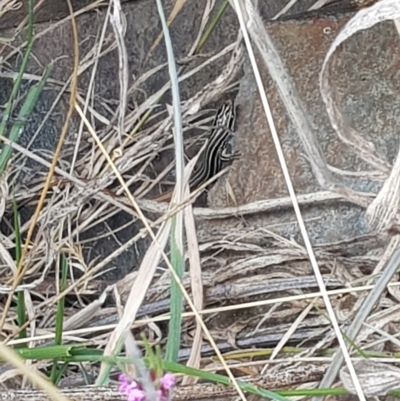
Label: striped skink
xmin=152 ymin=100 xmax=239 ymax=202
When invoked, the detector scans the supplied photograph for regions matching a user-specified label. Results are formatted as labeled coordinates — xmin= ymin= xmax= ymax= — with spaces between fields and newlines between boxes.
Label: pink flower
xmin=118 ymin=374 xmax=139 ymax=396
xmin=127 ymin=388 xmax=146 ymax=401
xmin=118 ymin=374 xmax=130 ymax=393
xmin=160 ymin=373 xmax=175 ymax=390
xmin=118 ymin=371 xmax=175 ymax=401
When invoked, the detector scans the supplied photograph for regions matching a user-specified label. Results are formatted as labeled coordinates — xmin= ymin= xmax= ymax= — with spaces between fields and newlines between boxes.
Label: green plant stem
xmin=50 ymin=254 xmax=68 ymax=384
xmin=0 ymin=0 xmax=34 ymax=139
xmin=13 ymin=195 xmax=26 ymax=345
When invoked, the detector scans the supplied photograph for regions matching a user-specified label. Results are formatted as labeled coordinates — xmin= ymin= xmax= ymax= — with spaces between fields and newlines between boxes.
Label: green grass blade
xmin=50 ymin=254 xmax=68 ymax=384
xmin=165 ymin=217 xmax=184 ymax=362
xmin=12 ymin=195 xmax=26 ymax=345
xmin=0 ymin=65 xmax=52 ymax=174
xmin=53 ymin=361 xmax=69 ymax=384
xmin=278 ymin=388 xmax=347 ymax=397
xmin=3 ymin=345 xmax=86 ymax=361
xmin=161 ymin=360 xmax=290 ymax=401
xmin=195 ymin=1 xmax=230 ymax=54
xmin=95 ymin=339 xmax=124 ymax=385
xmin=0 ymin=0 xmax=34 ymax=139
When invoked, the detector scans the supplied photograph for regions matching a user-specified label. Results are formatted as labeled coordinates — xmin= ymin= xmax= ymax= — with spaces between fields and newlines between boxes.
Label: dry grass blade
xmin=340 ymin=360 xmax=400 ymax=397
xmin=269 ymin=301 xmax=315 ymax=362
xmin=0 ymin=0 xmax=20 ymax=18
xmin=0 ymin=169 xmax=7 ymax=221
xmin=308 ymin=0 xmax=331 ymax=10
xmin=0 ymin=241 xmax=16 ymax=274
xmin=109 ymin=0 xmax=128 ymax=146
xmin=363 ymin=322 xmax=400 ymax=349
xmin=63 ymin=286 xmax=113 ymax=331
xmin=367 ymin=151 xmax=400 ymax=231
xmin=272 ymin=0 xmax=299 ymax=20
xmin=319 ymin=0 xmax=400 ymax=173
xmin=137 ymin=190 xmax=346 ymax=217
